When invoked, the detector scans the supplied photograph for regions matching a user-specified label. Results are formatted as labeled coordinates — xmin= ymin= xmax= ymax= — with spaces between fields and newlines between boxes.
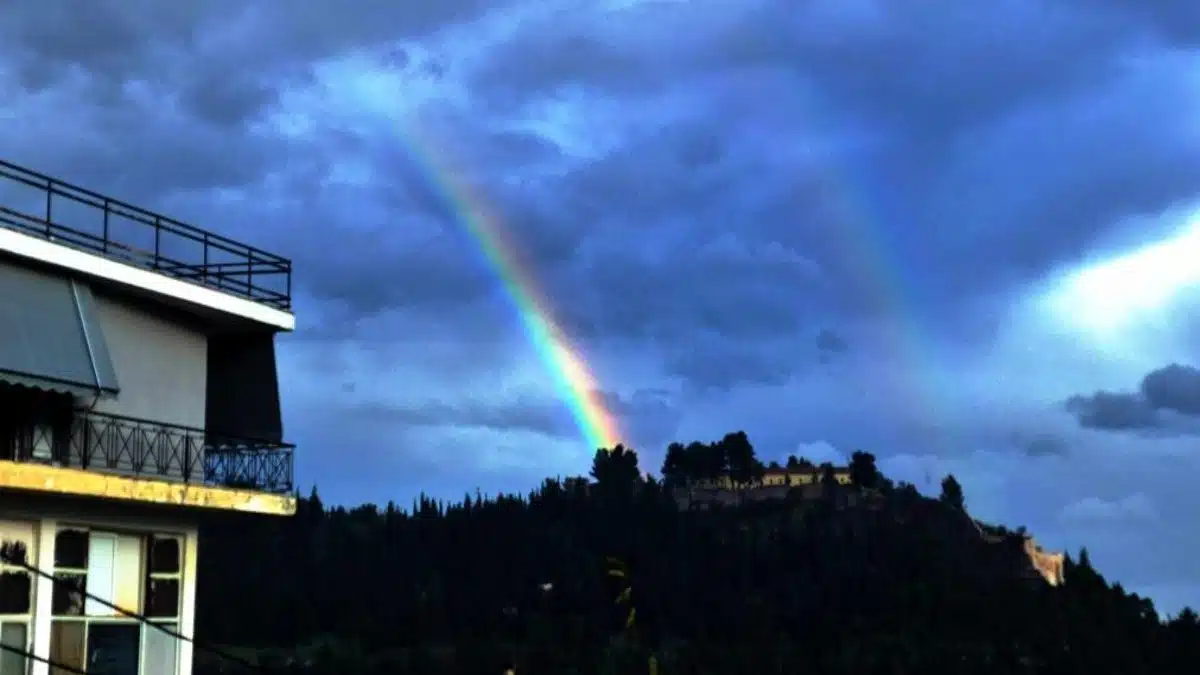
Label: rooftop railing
xmin=0 ymin=159 xmax=292 ymax=311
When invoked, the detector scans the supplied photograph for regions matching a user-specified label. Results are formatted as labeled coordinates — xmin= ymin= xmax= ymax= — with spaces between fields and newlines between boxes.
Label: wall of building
xmin=693 ymin=470 xmax=851 ymax=491
xmin=91 ymin=292 xmax=208 ymax=430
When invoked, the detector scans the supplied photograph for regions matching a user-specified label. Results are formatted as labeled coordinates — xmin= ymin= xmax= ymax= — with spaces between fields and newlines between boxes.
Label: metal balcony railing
xmin=2 ymin=409 xmax=294 ymax=494
xmin=0 ymin=159 xmax=292 ymax=311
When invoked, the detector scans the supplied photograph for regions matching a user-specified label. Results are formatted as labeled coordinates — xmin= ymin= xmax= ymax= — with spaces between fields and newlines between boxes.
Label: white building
xmin=0 ymin=159 xmax=297 ymax=675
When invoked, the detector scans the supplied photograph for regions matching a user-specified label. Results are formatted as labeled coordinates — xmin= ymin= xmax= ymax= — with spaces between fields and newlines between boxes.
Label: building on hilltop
xmin=760 ymin=466 xmax=851 ymax=488
xmin=0 ymin=159 xmax=296 ymax=675
xmin=689 ymin=466 xmax=852 ymax=491
xmin=678 ymin=466 xmax=855 ymax=509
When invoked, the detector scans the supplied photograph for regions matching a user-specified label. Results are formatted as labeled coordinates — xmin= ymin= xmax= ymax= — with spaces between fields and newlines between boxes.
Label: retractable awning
xmin=0 ymin=260 xmax=119 ymax=397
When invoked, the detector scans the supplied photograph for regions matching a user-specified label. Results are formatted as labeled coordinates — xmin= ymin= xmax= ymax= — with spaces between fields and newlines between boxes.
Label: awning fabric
xmin=0 ymin=261 xmax=119 ymax=397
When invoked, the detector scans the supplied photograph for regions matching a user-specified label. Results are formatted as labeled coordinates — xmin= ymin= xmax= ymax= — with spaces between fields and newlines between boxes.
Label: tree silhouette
xmin=660 ymin=443 xmax=688 ymax=489
xmin=721 ymin=431 xmax=758 ymax=486
xmin=939 ymin=473 xmax=965 ymax=511
xmin=848 ymin=450 xmax=881 ymax=490
xmin=182 ymin=432 xmax=1200 ymax=675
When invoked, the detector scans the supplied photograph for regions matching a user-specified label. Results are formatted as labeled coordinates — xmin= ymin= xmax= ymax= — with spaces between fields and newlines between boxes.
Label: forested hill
xmin=195 ymin=440 xmax=1200 ymax=675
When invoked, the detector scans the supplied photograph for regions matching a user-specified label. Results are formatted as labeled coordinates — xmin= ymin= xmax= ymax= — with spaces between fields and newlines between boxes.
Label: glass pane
xmin=54 ymin=530 xmax=89 ymax=569
xmin=51 ymin=574 xmax=86 ymax=616
xmin=50 ymin=621 xmax=85 ymax=675
xmin=143 ymin=623 xmax=179 ymax=675
xmin=113 ymin=536 xmax=142 ymax=615
xmin=85 ymin=535 xmax=116 ymax=616
xmin=0 ymin=543 xmax=27 ymax=567
xmin=146 ymin=579 xmax=180 ymax=618
xmin=86 ymin=622 xmax=140 ymax=675
xmin=149 ymin=538 xmax=180 ymax=575
xmin=0 ymin=622 xmax=26 ymax=675
xmin=0 ymin=572 xmax=30 ymax=614
xmin=0 ymin=521 xmax=35 ymax=568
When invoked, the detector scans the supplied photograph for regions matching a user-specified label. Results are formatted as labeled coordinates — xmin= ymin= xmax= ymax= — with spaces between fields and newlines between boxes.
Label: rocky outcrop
xmin=1024 ymin=537 xmax=1065 ymax=587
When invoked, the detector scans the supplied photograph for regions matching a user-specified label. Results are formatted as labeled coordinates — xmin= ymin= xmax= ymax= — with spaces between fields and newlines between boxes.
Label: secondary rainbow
xmin=407 ymin=127 xmax=624 ymax=452
xmin=798 ymin=104 xmax=946 ymax=447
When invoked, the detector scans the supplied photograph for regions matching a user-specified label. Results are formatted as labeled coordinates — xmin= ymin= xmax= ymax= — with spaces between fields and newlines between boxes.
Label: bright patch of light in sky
xmin=1039 ymin=214 xmax=1200 ymax=353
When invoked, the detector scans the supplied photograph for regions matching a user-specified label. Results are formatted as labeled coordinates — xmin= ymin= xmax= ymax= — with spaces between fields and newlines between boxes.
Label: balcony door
xmin=50 ymin=528 xmax=183 ymax=675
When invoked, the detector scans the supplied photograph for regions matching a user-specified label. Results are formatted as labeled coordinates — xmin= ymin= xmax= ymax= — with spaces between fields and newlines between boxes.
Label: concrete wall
xmin=91 ymin=292 xmax=208 ymax=430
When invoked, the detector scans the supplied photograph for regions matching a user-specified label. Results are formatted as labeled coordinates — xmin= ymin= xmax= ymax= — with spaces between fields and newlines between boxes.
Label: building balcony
xmin=0 ymin=158 xmax=292 ymax=317
xmin=0 ymin=408 xmax=296 ymax=515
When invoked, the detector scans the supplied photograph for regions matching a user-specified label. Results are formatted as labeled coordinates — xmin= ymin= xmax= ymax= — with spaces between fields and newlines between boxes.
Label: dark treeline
xmin=195 ymin=435 xmax=1200 ymax=674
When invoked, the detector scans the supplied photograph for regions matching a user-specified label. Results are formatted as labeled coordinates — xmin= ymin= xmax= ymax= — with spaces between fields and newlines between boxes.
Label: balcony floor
xmin=0 ymin=459 xmax=296 ymax=515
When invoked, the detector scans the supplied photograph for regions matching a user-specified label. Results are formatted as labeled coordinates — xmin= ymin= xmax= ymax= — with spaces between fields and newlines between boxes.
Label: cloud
xmin=816 ymin=328 xmax=848 ymax=354
xmin=1065 ymin=391 xmax=1160 ymax=431
xmin=1059 ymin=493 xmax=1158 ymax=525
xmin=349 ymin=396 xmax=573 ymax=439
xmin=592 ymin=388 xmax=684 ymax=449
xmin=335 ymin=386 xmax=681 ymax=453
xmin=1141 ymin=364 xmax=1200 ymax=416
xmin=1065 ymin=364 xmax=1200 ymax=433
xmin=6 ymin=0 xmax=1194 ymax=397
xmin=1021 ymin=435 xmax=1070 ymax=458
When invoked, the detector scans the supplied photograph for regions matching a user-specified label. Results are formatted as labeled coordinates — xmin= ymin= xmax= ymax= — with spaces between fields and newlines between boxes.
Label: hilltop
xmin=194 ymin=436 xmax=1200 ymax=675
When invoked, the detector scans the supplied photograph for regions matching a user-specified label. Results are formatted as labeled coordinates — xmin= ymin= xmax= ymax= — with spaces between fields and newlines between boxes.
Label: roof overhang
xmin=0 ymin=227 xmax=295 ymax=332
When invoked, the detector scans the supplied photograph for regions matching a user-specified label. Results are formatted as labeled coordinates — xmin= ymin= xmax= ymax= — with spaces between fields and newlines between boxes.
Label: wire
xmin=0 ymin=639 xmax=88 ymax=675
xmin=0 ymin=541 xmax=269 ymax=674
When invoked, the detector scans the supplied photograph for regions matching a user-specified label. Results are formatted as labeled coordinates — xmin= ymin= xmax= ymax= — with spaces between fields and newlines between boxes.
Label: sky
xmin=2 ymin=0 xmax=1200 ymax=614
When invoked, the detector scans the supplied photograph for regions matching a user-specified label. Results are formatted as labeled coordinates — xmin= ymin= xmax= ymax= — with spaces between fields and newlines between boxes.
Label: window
xmin=146 ymin=536 xmax=181 ymax=620
xmin=0 ymin=520 xmax=35 ymax=675
xmin=50 ymin=528 xmax=185 ymax=675
xmin=143 ymin=536 xmax=182 ymax=675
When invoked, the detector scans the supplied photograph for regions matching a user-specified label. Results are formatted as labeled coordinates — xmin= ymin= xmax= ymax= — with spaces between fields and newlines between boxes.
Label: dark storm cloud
xmin=1023 ymin=436 xmax=1070 ymax=458
xmin=342 ymin=388 xmax=681 ymax=448
xmin=465 ymin=0 xmax=1200 ymax=353
xmin=816 ymin=329 xmax=848 ymax=355
xmin=1075 ymin=0 xmax=1200 ymax=46
xmin=665 ymin=338 xmax=798 ymax=392
xmin=3 ymin=0 xmax=1199 ymax=399
xmin=1065 ymin=364 xmax=1200 ymax=433
xmin=592 ymin=389 xmax=683 ymax=449
xmin=350 ymin=396 xmax=573 ymax=438
xmin=1142 ymin=364 xmax=1200 ymax=417
xmin=1065 ymin=391 xmax=1159 ymax=432
xmin=0 ymin=0 xmax=499 ymax=111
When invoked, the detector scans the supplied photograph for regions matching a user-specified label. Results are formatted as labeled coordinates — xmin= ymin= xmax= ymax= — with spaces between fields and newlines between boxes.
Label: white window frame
xmin=0 ymin=521 xmax=36 ymax=675
xmin=142 ymin=534 xmax=184 ymax=675
xmin=50 ymin=527 xmax=186 ymax=675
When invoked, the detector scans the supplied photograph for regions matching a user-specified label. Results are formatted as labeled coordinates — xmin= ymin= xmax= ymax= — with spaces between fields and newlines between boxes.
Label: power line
xmin=0 ymin=541 xmax=269 ymax=674
xmin=0 ymin=640 xmax=87 ymax=675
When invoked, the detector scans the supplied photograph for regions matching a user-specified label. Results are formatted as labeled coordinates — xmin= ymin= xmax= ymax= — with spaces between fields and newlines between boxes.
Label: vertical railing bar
xmin=44 ymin=179 xmax=52 ymax=236
xmin=245 ymin=246 xmax=254 ymax=299
xmin=153 ymin=216 xmax=162 ymax=269
xmin=102 ymin=198 xmax=111 ymax=254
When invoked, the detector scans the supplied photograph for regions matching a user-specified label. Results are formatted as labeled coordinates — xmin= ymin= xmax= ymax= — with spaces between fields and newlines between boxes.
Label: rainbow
xmin=405 ymin=124 xmax=624 ymax=453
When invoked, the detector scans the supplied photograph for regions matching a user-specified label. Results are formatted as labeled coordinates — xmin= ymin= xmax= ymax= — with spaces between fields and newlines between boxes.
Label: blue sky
xmin=3 ymin=0 xmax=1200 ymax=614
